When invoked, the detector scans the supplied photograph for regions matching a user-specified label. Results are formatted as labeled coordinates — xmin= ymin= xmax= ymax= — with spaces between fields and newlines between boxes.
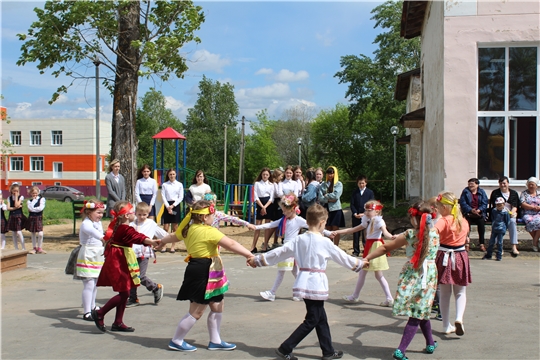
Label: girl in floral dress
xmin=364 ymin=201 xmax=439 ymax=360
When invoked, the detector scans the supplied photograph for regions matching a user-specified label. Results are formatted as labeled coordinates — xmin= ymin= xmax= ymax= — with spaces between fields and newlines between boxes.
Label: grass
xmin=21 ymin=199 xmax=74 ymax=225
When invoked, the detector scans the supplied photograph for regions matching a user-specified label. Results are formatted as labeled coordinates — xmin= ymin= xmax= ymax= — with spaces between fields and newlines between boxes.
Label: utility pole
xmin=238 ymin=116 xmax=245 ymax=184
xmin=94 ymin=56 xmax=101 ymax=200
xmin=223 ymin=124 xmax=227 ymax=183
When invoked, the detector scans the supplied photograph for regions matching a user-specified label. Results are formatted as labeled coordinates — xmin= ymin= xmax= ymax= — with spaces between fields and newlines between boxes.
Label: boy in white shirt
xmin=127 ymin=202 xmax=168 ymax=306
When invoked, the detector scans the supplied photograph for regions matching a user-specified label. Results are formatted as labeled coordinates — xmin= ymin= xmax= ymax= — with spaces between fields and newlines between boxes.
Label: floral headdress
xmin=176 ymin=204 xmax=216 ymax=240
xmin=280 ymin=194 xmax=300 ymax=215
xmin=81 ymin=200 xmax=105 ymax=214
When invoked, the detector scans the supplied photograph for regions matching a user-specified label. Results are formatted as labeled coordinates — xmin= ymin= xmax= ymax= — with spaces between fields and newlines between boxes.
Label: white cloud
xmin=7 ymin=97 xmax=113 ymax=120
xmin=236 ymin=83 xmax=291 ymax=100
xmin=316 ymin=29 xmax=335 ymax=47
xmin=255 ymin=68 xmax=273 ymax=75
xmin=187 ymin=49 xmax=231 ymax=73
xmin=274 ymin=69 xmax=309 ymax=82
xmin=164 ymin=96 xmax=185 ymax=111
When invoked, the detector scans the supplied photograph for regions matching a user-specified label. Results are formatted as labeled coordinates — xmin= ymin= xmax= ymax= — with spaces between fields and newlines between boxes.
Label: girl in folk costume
xmin=249 ymin=204 xmax=364 ymax=360
xmin=157 ymin=200 xmax=254 ymax=352
xmin=1 ymin=192 xmax=8 ymax=250
xmin=364 ymin=201 xmax=440 ymax=360
xmin=435 ymin=192 xmax=471 ymax=336
xmin=250 ymin=167 xmax=274 ymax=253
xmin=334 ymin=200 xmax=395 ymax=306
xmin=74 ymin=198 xmax=105 ymax=321
xmin=252 ymin=194 xmax=334 ymax=302
xmin=203 ymin=193 xmax=253 ymax=229
xmin=26 ymin=186 xmax=46 ymax=254
xmin=91 ymin=201 xmax=160 ymax=333
xmin=7 ymin=183 xmax=25 ymax=251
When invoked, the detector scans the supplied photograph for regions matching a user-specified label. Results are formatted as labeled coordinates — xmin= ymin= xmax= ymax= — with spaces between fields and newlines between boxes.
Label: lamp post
xmin=390 ymin=126 xmax=399 ymax=208
xmin=93 ymin=56 xmax=101 ymax=200
xmin=297 ymin=137 xmax=302 ymax=167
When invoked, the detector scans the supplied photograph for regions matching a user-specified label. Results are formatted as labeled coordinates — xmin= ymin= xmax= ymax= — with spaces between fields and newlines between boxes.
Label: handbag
xmin=65 ymin=245 xmax=81 ymax=275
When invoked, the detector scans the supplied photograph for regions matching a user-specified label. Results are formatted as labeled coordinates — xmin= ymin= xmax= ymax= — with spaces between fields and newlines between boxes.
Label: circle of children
xmin=1 ymin=166 xmax=482 ymax=360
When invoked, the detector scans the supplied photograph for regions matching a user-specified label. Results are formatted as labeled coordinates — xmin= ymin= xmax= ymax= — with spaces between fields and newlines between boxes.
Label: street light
xmin=93 ymin=56 xmax=101 ymax=200
xmin=390 ymin=126 xmax=399 ymax=208
xmin=297 ymin=137 xmax=302 ymax=168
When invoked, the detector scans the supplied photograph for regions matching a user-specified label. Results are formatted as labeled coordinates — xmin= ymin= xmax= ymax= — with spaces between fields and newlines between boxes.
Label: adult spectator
xmin=105 ymin=159 xmax=125 ymax=217
xmin=349 ymin=175 xmax=374 ymax=256
xmin=488 ymin=176 xmax=521 ymax=257
xmin=459 ymin=178 xmax=488 ymax=252
xmin=520 ymin=177 xmax=540 ymax=252
xmin=160 ymin=168 xmax=184 ymax=253
xmin=187 ymin=170 xmax=211 ymax=205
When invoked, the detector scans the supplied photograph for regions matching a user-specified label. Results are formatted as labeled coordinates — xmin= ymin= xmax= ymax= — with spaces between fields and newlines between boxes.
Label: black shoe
xmin=250 ymin=248 xmax=257 ymax=254
xmin=511 ymin=251 xmax=519 ymax=258
xmin=482 ymin=255 xmax=492 ymax=260
xmin=91 ymin=308 xmax=106 ymax=333
xmin=111 ymin=323 xmax=135 ymax=332
xmin=322 ymin=350 xmax=344 ymax=360
xmin=126 ymin=298 xmax=140 ymax=307
xmin=352 ymin=252 xmax=359 ymax=257
xmin=82 ymin=312 xmax=93 ymax=321
xmin=275 ymin=348 xmax=298 ymax=360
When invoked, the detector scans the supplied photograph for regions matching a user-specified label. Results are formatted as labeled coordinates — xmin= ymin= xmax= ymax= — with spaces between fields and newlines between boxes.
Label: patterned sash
xmin=205 ymin=255 xmax=229 ymax=299
xmin=112 ymin=244 xmax=140 ymax=285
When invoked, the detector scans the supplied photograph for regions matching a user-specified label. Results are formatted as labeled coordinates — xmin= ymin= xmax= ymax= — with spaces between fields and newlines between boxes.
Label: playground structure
xmin=151 ymin=127 xmax=257 ymax=224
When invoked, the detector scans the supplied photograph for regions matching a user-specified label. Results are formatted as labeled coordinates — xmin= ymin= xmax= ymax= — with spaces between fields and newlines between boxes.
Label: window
xmin=51 ymin=130 xmax=63 ymax=145
xmin=53 ymin=162 xmax=63 ymax=179
xmin=10 ymin=131 xmax=21 ymax=146
xmin=10 ymin=157 xmax=23 ymax=171
xmin=30 ymin=131 xmax=42 ymax=146
xmin=54 ymin=182 xmax=61 ymax=186
xmin=32 ymin=182 xmax=42 ymax=186
xmin=477 ymin=46 xmax=539 ymax=181
xmin=30 ymin=156 xmax=44 ymax=172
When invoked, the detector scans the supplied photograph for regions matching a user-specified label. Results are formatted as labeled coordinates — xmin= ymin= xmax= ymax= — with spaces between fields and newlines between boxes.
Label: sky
xmin=1 ymin=0 xmax=384 ymax=128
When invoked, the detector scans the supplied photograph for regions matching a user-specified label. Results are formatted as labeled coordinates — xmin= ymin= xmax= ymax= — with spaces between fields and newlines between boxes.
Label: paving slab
xmin=1 ymin=252 xmax=539 ymax=359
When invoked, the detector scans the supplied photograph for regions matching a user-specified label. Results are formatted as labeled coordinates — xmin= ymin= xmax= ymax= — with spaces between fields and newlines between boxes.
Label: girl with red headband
xmin=334 ymin=200 xmax=394 ymax=306
xmin=74 ymin=198 xmax=105 ymax=322
xmin=364 ymin=201 xmax=439 ymax=360
xmin=91 ymin=201 xmax=160 ymax=333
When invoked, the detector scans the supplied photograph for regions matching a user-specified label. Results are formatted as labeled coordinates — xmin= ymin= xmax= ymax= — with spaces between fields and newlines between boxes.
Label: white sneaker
xmin=260 ymin=290 xmax=275 ymax=301
xmin=342 ymin=295 xmax=361 ymax=303
xmin=292 ymin=296 xmax=302 ymax=302
xmin=444 ymin=325 xmax=456 ymax=334
xmin=379 ymin=299 xmax=394 ymax=307
xmin=532 ymin=246 xmax=539 ymax=252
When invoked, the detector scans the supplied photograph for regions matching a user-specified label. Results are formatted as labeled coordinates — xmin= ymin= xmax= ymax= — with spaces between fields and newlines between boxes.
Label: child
xmin=74 ymin=198 xmax=105 ymax=321
xmin=7 ymin=183 xmax=25 ymax=251
xmin=334 ymin=200 xmax=395 ymax=306
xmin=203 ymin=193 xmax=253 ymax=229
xmin=250 ymin=167 xmax=274 ymax=253
xmin=134 ymin=164 xmax=158 ymax=220
xmin=251 ymin=194 xmax=333 ymax=302
xmin=127 ymin=202 xmax=168 ymax=307
xmin=427 ymin=196 xmax=442 ymax=321
xmin=26 ymin=186 xmax=46 ymax=254
xmin=157 ymin=200 xmax=254 ymax=352
xmin=249 ymin=204 xmax=363 ymax=360
xmin=301 ymin=169 xmax=319 ymax=213
xmin=92 ymin=201 xmax=160 ymax=333
xmin=435 ymin=192 xmax=471 ymax=336
xmin=364 ymin=201 xmax=439 ymax=360
xmin=483 ymin=197 xmax=510 ymax=261
xmin=349 ymin=175 xmax=375 ymax=256
xmin=1 ymin=192 xmax=8 ymax=250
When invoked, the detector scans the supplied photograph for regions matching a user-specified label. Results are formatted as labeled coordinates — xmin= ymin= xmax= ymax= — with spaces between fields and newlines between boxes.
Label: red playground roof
xmin=152 ymin=127 xmax=186 ymax=140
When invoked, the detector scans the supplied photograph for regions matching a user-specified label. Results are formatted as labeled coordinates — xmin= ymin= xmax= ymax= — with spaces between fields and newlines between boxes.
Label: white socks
xmin=12 ymin=231 xmax=24 ymax=250
xmin=374 ymin=271 xmax=394 ymax=301
xmin=207 ymin=311 xmax=222 ymax=344
xmin=454 ymin=285 xmax=467 ymax=323
xmin=31 ymin=233 xmax=37 ymax=249
xmin=37 ymin=231 xmax=44 ymax=249
xmin=82 ymin=279 xmax=97 ymax=314
xmin=271 ymin=271 xmax=286 ymax=294
xmin=351 ymin=270 xmax=368 ymax=298
xmin=172 ymin=313 xmax=198 ymax=344
xmin=439 ymin=284 xmax=467 ymax=329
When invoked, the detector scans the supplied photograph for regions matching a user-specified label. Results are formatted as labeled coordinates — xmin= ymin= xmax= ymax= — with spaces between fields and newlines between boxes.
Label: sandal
xmin=479 ymin=244 xmax=486 ymax=252
xmin=511 ymin=250 xmax=519 ymax=258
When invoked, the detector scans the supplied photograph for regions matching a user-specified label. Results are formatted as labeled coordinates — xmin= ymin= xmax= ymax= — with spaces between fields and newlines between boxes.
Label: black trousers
xmin=352 ymin=217 xmax=366 ymax=255
xmin=465 ymin=214 xmax=486 ymax=245
xmin=279 ymin=299 xmax=334 ymax=356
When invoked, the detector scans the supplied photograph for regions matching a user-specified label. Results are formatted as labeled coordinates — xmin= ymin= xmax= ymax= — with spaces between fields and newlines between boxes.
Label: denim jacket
xmin=302 ymin=181 xmax=319 ymax=208
xmin=459 ymin=187 xmax=488 ymax=217
xmin=318 ymin=181 xmax=343 ymax=212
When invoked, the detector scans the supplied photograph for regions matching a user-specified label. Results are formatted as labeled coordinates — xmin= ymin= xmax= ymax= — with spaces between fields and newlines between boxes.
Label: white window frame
xmin=30 ymin=131 xmax=42 ymax=146
xmin=477 ymin=44 xmax=540 ymax=187
xmin=53 ymin=162 xmax=63 ymax=179
xmin=51 ymin=130 xmax=63 ymax=146
xmin=10 ymin=131 xmax=21 ymax=146
xmin=10 ymin=157 xmax=23 ymax=171
xmin=30 ymin=156 xmax=44 ymax=172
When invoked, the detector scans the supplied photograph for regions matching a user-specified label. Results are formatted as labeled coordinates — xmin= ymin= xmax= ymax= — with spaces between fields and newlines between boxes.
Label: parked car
xmin=41 ymin=186 xmax=85 ymax=202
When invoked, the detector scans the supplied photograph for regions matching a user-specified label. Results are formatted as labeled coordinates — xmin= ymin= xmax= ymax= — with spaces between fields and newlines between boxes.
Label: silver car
xmin=41 ymin=186 xmax=85 ymax=202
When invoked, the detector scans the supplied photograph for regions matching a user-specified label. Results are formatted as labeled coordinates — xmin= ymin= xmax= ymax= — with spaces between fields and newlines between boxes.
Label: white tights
xmin=351 ymin=269 xmax=393 ymax=301
xmin=1 ymin=233 xmax=5 ymax=249
xmin=270 ymin=266 xmax=298 ymax=294
xmin=439 ymin=284 xmax=467 ymax=330
xmin=12 ymin=231 xmax=24 ymax=250
xmin=172 ymin=313 xmax=198 ymax=344
xmin=31 ymin=232 xmax=44 ymax=250
xmin=82 ymin=279 xmax=98 ymax=314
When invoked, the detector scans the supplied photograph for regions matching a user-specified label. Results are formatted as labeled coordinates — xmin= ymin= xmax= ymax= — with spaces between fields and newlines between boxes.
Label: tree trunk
xmin=111 ymin=1 xmax=141 ymax=203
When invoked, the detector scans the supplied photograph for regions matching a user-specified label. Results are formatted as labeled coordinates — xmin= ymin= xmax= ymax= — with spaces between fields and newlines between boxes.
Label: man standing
xmin=349 ymin=175 xmax=374 ymax=256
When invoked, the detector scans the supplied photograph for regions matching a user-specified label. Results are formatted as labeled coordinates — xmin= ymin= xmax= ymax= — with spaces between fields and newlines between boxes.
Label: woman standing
xmin=188 ymin=170 xmax=212 ymax=206
xmin=135 ymin=164 xmax=158 ymax=220
xmin=520 ymin=177 xmax=540 ymax=252
xmin=161 ymin=169 xmax=184 ymax=253
xmin=489 ymin=176 xmax=521 ymax=256
xmin=250 ymin=167 xmax=274 ymax=253
xmin=105 ymin=159 xmax=126 ymax=217
xmin=318 ymin=166 xmax=345 ymax=246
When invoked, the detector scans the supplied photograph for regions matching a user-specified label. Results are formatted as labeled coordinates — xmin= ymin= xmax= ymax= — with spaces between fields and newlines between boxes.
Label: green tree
xmin=333 ymin=0 xmax=420 ymax=200
xmin=184 ymin=76 xmax=240 ymax=181
xmin=136 ymin=89 xmax=184 ymax=170
xmin=16 ymin=1 xmax=204 ymax=201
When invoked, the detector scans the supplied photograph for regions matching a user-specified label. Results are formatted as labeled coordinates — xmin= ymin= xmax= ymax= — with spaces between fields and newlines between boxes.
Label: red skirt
xmin=435 ymin=249 xmax=472 ymax=286
xmin=97 ymin=246 xmax=137 ymax=292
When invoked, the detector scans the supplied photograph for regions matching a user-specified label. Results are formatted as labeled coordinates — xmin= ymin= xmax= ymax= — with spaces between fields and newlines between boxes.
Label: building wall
xmin=442 ymin=0 xmax=539 ymax=196
xmin=1 ymin=118 xmax=111 ymax=189
xmin=406 ymin=75 xmax=423 ymax=199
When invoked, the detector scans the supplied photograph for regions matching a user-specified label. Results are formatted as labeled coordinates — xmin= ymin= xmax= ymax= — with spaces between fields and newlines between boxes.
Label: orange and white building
xmin=1 ymin=117 xmax=111 ymax=191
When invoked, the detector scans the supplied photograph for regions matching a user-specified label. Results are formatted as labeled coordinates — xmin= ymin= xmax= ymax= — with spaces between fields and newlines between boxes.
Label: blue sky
xmin=1 ymin=1 xmax=383 ymax=126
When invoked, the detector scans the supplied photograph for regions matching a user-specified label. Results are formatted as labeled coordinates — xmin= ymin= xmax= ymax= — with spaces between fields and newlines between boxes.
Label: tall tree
xmin=184 ymin=76 xmax=240 ymax=180
xmin=136 ymin=89 xmax=184 ymax=169
xmin=17 ymin=1 xmax=204 ymax=201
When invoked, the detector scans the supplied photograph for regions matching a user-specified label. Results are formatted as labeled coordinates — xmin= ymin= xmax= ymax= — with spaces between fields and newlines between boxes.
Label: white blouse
xmin=135 ymin=177 xmax=158 ymax=205
xmin=27 ymin=197 xmax=46 ymax=213
xmin=189 ymin=183 xmax=212 ymax=202
xmin=254 ymin=180 xmax=274 ymax=202
xmin=281 ymin=179 xmax=299 ymax=197
xmin=130 ymin=218 xmax=168 ymax=258
xmin=273 ymin=182 xmax=283 ymax=199
xmin=79 ymin=218 xmax=104 ymax=247
xmin=360 ymin=215 xmax=387 ymax=239
xmin=161 ymin=180 xmax=184 ymax=207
